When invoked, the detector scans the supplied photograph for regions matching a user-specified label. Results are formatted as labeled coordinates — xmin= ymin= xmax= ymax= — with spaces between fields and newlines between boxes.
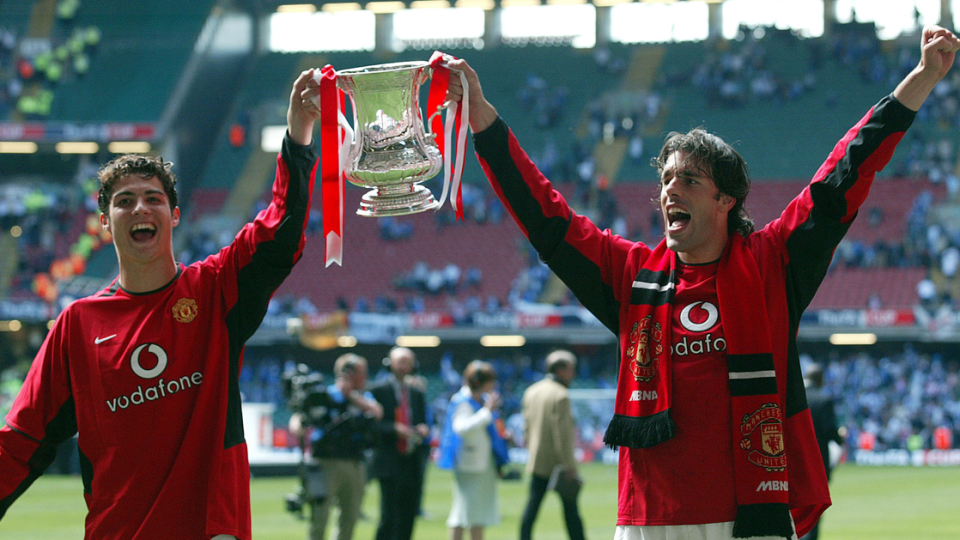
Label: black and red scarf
xmin=604 ymin=235 xmax=794 ymax=539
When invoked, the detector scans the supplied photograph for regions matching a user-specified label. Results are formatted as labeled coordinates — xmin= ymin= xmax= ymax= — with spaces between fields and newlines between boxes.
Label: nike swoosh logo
xmin=94 ymin=334 xmax=117 ymax=345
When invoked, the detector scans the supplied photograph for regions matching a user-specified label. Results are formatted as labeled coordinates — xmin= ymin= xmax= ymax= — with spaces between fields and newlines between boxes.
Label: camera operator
xmin=289 ymin=354 xmax=383 ymax=540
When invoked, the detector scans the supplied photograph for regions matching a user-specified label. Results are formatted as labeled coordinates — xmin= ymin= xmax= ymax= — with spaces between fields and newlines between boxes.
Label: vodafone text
xmin=671 ymin=334 xmax=726 ymax=356
xmin=106 ymin=372 xmax=203 ymax=412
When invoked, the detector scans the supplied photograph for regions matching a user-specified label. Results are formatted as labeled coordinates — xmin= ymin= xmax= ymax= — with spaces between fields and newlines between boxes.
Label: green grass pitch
xmin=1 ymin=463 xmax=958 ymax=539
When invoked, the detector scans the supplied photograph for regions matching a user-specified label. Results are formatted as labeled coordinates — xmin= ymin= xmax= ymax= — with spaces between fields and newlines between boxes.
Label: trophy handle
xmin=425 ymin=107 xmax=443 ymax=141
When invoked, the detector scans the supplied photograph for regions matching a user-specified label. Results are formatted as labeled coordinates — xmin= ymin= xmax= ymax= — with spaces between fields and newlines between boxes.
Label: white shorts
xmin=614 ymin=521 xmax=798 ymax=540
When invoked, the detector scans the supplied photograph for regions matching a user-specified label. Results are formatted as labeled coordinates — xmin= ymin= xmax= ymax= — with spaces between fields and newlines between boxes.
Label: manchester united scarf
xmin=603 ymin=235 xmax=794 ymax=538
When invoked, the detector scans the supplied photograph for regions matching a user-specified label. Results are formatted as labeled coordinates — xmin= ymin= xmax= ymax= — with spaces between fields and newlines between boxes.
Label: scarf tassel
xmin=732 ymin=503 xmax=794 ymax=539
xmin=602 ymin=410 xmax=676 ymax=449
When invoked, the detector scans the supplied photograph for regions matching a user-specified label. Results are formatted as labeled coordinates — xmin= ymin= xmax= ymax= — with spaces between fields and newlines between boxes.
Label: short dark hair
xmin=98 ymin=154 xmax=178 ymax=215
xmin=654 ymin=128 xmax=754 ymax=238
xmin=463 ymin=360 xmax=497 ymax=391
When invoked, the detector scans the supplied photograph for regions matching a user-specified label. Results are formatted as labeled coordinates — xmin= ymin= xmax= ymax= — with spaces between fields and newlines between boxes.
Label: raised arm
xmin=215 ymin=71 xmax=321 ymax=345
xmin=763 ymin=26 xmax=960 ymax=312
xmin=444 ymin=58 xmax=638 ymax=334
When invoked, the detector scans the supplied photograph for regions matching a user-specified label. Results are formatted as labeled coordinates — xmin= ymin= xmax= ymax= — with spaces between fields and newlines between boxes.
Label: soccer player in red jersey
xmin=0 ymin=69 xmax=324 ymax=540
xmin=444 ymin=25 xmax=959 ymax=540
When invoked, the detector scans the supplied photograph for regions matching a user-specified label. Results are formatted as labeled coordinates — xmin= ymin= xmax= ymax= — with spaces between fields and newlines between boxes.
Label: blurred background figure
xmin=801 ymin=362 xmax=844 ymax=540
xmin=437 ymin=360 xmax=510 ymax=540
xmin=288 ymin=354 xmax=382 ymax=540
xmin=368 ymin=347 xmax=431 ymax=540
xmin=520 ymin=350 xmax=586 ymax=540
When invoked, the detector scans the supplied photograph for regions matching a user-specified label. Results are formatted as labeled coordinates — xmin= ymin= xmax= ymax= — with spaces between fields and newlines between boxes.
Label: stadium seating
xmin=52 ymin=0 xmax=214 ymax=122
xmin=275 ymin=186 xmax=528 ymax=312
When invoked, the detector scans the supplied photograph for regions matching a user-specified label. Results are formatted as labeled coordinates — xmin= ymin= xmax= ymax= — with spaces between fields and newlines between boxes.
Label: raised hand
xmin=894 ymin=25 xmax=960 ymax=111
xmin=444 ymin=58 xmax=499 ymax=133
xmin=920 ymin=25 xmax=960 ymax=81
xmin=287 ymin=68 xmax=323 ymax=146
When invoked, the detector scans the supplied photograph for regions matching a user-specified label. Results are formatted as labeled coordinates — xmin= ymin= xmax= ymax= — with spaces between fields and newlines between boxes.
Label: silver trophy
xmin=337 ymin=61 xmax=443 ymax=217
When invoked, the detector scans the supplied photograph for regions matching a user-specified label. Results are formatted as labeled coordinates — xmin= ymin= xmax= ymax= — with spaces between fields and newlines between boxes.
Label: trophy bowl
xmin=337 ymin=61 xmax=443 ymax=217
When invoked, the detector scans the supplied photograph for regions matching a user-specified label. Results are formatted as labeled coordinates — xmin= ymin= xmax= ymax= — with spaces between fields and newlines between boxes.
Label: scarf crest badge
xmin=740 ymin=403 xmax=787 ymax=472
xmin=627 ymin=315 xmax=662 ymax=382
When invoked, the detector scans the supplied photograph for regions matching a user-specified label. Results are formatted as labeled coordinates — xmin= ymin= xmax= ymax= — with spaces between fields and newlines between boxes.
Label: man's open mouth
xmin=130 ymin=223 xmax=157 ymax=241
xmin=667 ymin=208 xmax=691 ymax=228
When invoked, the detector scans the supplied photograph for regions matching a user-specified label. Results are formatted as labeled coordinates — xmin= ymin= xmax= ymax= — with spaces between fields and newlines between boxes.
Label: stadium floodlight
xmin=366 ymin=1 xmax=406 ymax=13
xmin=829 ymin=333 xmax=878 ymax=345
xmin=55 ymin=142 xmax=99 ymax=154
xmin=395 ymin=335 xmax=441 ymax=347
xmin=0 ymin=141 xmax=38 ymax=153
xmin=501 ymin=0 xmax=541 ymax=6
xmin=455 ymin=0 xmax=495 ymax=8
xmin=479 ymin=335 xmax=526 ymax=347
xmin=0 ymin=320 xmax=22 ymax=332
xmin=411 ymin=0 xmax=452 ymax=8
xmin=337 ymin=335 xmax=359 ymax=347
xmin=276 ymin=3 xmax=318 ymax=12
xmin=322 ymin=2 xmax=362 ymax=10
xmin=107 ymin=141 xmax=151 ymax=154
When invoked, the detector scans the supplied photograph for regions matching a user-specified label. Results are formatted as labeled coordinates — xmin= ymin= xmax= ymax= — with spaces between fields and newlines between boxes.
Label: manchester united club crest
xmin=739 ymin=403 xmax=787 ymax=472
xmin=626 ymin=315 xmax=662 ymax=382
xmin=172 ymin=298 xmax=198 ymax=323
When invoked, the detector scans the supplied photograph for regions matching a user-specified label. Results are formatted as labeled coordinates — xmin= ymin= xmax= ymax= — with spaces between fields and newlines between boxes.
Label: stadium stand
xmin=1 ymin=5 xmax=959 ymax=491
xmin=51 ymin=0 xmax=214 ymax=122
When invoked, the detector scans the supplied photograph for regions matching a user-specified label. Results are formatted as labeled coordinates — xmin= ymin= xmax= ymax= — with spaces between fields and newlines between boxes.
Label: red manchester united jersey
xmin=0 ymin=134 xmax=318 ymax=540
xmin=617 ymin=260 xmax=735 ymax=525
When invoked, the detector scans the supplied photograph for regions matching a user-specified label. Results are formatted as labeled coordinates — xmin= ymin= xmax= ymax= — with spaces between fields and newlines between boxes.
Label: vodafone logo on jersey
xmin=104 ymin=343 xmax=203 ymax=413
xmin=679 ymin=301 xmax=719 ymax=332
xmin=131 ymin=343 xmax=168 ymax=379
xmin=671 ymin=301 xmax=726 ymax=357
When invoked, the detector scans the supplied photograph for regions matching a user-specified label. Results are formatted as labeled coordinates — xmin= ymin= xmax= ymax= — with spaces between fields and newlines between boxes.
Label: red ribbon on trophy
xmin=428 ymin=51 xmax=469 ymax=222
xmin=317 ymin=65 xmax=344 ymax=267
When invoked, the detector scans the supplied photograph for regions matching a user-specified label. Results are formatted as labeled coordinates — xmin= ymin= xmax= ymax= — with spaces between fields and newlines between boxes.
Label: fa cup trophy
xmin=314 ymin=53 xmax=469 ymax=266
xmin=337 ymin=61 xmax=442 ymax=216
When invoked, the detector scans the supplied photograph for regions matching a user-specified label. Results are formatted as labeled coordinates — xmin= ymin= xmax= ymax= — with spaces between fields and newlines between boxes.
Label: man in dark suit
xmin=369 ymin=346 xmax=431 ymax=540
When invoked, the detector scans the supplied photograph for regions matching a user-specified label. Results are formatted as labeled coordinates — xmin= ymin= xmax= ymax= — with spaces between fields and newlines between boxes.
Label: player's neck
xmin=118 ymin=258 xmax=179 ymax=293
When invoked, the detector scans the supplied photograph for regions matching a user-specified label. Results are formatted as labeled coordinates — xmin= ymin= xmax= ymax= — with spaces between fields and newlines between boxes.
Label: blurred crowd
xmin=812 ymin=345 xmax=960 ymax=452
xmin=0 ymin=0 xmax=101 ymax=121
xmin=230 ymin=342 xmax=959 ymax=462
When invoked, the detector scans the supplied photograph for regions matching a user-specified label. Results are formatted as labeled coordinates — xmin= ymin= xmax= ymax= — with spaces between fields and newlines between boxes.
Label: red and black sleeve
xmin=473 ymin=118 xmax=637 ymax=334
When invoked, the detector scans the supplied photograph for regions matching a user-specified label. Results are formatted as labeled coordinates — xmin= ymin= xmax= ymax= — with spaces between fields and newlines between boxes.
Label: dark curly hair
xmin=97 ymin=154 xmax=178 ymax=215
xmin=653 ymin=128 xmax=754 ymax=238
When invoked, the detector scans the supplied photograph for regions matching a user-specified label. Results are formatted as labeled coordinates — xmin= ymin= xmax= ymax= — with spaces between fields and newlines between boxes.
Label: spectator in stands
xmin=0 ymin=69 xmax=323 ymax=539
xmin=443 ymin=25 xmax=960 ymax=540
